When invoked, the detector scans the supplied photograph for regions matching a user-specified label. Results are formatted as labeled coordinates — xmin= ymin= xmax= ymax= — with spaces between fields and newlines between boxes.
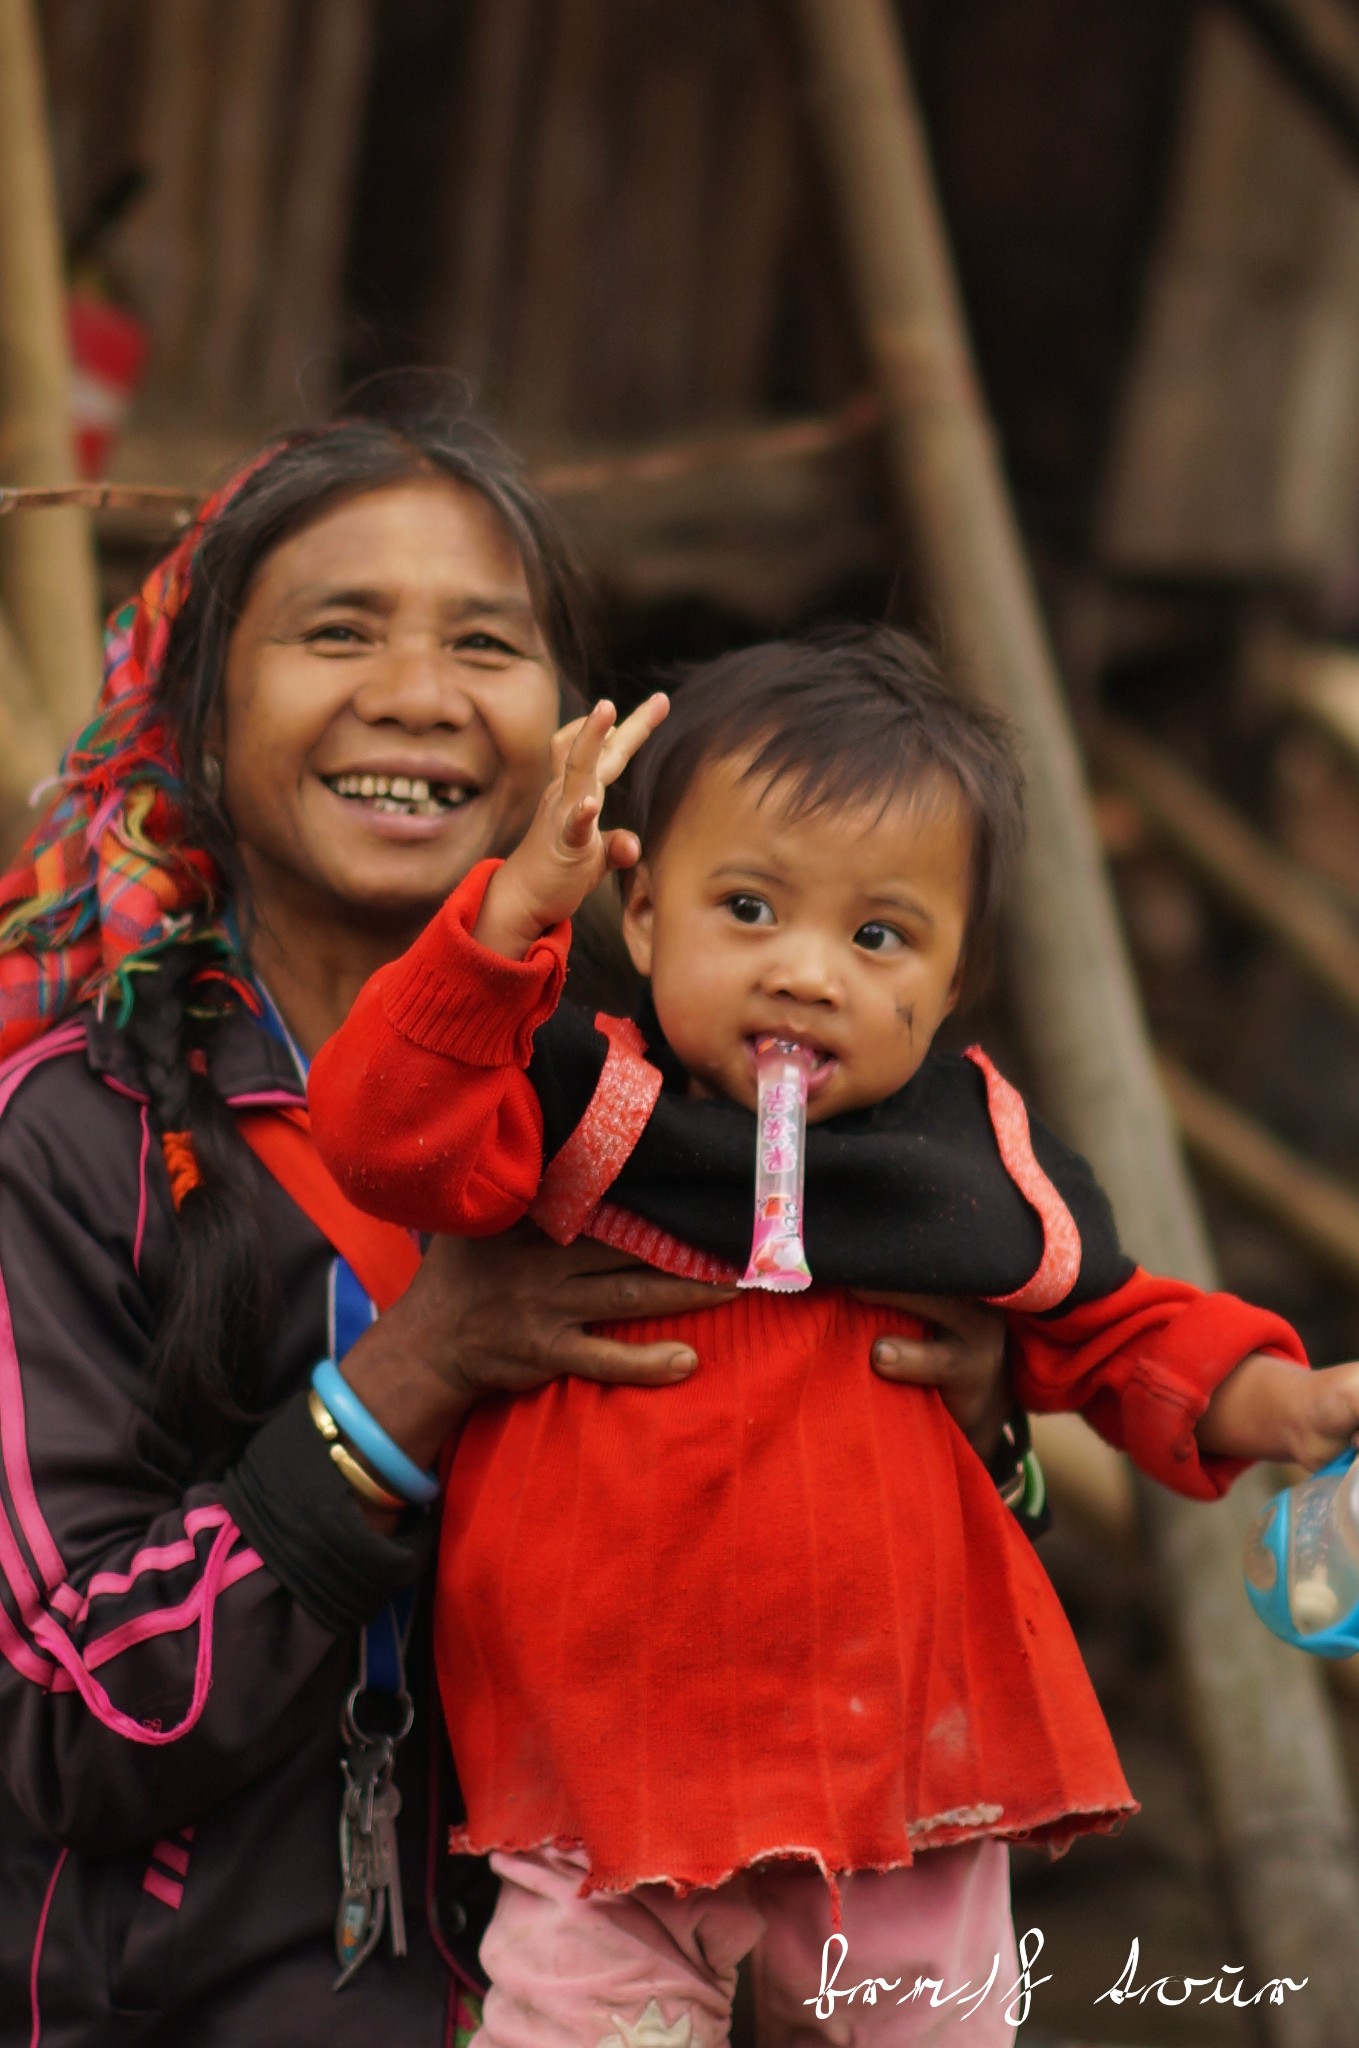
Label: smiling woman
xmin=0 ymin=395 xmax=1014 ymax=2047
xmin=218 ymin=478 xmax=563 ymax=1050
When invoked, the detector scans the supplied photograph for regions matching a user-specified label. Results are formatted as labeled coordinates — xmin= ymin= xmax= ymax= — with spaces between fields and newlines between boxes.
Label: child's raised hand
xmin=474 ymin=694 xmax=668 ymax=958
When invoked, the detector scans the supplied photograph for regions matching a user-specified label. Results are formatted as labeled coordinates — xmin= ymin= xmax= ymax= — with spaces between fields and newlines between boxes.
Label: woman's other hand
xmin=853 ymin=1290 xmax=1011 ymax=1459
xmin=343 ymin=1226 xmax=734 ymax=1469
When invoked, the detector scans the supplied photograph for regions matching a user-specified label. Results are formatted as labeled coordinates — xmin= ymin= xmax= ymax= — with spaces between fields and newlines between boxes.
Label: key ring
xmin=343 ymin=1681 xmax=415 ymax=1749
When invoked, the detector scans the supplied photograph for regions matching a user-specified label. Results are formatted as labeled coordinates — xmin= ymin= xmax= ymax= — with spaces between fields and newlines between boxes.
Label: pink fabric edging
xmin=78 ymin=1502 xmax=232 ymax=1613
xmin=132 ymin=1103 xmax=150 ymax=1275
xmin=28 ymin=1845 xmax=66 ymax=2048
xmin=78 ymin=1542 xmax=261 ymax=1674
xmin=141 ymin=1866 xmax=183 ymax=1910
xmin=587 ymin=1202 xmax=739 ymax=1284
xmin=152 ymin=1837 xmax=190 ymax=1877
xmin=0 ymin=1027 xmax=88 ymax=1596
xmin=966 ymin=1045 xmax=1083 ymax=1312
xmin=0 ymin=1025 xmax=265 ymax=1740
xmin=530 ymin=1015 xmax=662 ymax=1243
xmin=25 ymin=1517 xmax=241 ymax=1742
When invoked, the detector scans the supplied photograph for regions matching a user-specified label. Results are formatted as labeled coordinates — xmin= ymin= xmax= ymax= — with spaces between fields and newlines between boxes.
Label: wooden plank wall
xmin=40 ymin=0 xmax=375 ymax=430
xmin=1101 ymin=4 xmax=1359 ymax=586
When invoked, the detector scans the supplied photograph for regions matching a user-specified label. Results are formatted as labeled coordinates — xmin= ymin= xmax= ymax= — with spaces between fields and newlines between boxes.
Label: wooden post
xmin=789 ymin=1 xmax=1359 ymax=2036
xmin=0 ymin=598 xmax=59 ymax=827
xmin=0 ymin=0 xmax=102 ymax=741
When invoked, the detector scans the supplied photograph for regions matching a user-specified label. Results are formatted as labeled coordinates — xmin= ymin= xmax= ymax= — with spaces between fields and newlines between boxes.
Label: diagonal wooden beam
xmin=1099 ymin=717 xmax=1359 ymax=1024
xmin=1162 ymin=1054 xmax=1359 ymax=1289
xmin=1230 ymin=0 xmax=1359 ymax=170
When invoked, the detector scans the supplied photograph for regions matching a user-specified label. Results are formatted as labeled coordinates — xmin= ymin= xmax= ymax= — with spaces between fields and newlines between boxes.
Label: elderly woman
xmin=0 ymin=402 xmax=1014 ymax=2046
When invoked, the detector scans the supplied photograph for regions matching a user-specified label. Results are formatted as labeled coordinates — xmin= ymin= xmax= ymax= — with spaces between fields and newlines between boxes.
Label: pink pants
xmin=473 ymin=1841 xmax=1019 ymax=2047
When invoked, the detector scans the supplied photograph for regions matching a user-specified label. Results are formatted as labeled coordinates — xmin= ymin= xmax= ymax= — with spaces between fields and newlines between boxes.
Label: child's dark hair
xmin=626 ymin=625 xmax=1024 ymax=1005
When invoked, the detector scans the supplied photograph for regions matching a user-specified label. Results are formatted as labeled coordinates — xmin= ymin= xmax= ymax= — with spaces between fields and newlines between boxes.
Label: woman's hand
xmin=342 ymin=1225 xmax=734 ymax=1470
xmin=474 ymin=695 xmax=668 ymax=959
xmin=852 ymin=1289 xmax=1012 ymax=1460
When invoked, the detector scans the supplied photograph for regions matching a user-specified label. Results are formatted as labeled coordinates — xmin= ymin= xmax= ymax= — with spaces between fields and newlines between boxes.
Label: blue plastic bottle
xmin=1244 ymin=1448 xmax=1359 ymax=1658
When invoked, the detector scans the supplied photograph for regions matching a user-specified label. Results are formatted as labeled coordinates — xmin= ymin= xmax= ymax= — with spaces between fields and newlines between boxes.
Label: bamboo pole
xmin=789 ymin=2 xmax=1359 ymax=2035
xmin=1099 ymin=717 xmax=1359 ymax=1024
xmin=0 ymin=0 xmax=102 ymax=742
xmin=0 ymin=599 xmax=59 ymax=811
xmin=1248 ymin=624 xmax=1359 ymax=777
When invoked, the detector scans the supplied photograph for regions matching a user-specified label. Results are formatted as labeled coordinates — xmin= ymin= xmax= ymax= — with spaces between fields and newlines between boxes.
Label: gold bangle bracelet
xmin=307 ymin=1390 xmax=405 ymax=1513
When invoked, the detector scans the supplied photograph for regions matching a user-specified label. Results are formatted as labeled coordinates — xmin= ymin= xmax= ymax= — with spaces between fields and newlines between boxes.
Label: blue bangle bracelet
xmin=310 ymin=1360 xmax=439 ymax=1507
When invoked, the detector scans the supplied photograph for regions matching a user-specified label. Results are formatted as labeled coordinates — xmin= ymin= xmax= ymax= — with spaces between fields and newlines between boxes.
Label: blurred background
xmin=8 ymin=1 xmax=1359 ymax=2038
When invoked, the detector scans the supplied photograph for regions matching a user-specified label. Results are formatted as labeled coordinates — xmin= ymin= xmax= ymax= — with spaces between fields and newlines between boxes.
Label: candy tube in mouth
xmin=740 ymin=1037 xmax=815 ymax=1292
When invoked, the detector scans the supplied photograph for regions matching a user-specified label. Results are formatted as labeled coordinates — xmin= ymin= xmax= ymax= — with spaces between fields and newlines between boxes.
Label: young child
xmin=310 ymin=629 xmax=1357 ymax=2047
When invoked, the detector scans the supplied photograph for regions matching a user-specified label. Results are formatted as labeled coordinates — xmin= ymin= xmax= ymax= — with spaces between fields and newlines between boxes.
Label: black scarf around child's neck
xmin=528 ymin=995 xmax=1131 ymax=1313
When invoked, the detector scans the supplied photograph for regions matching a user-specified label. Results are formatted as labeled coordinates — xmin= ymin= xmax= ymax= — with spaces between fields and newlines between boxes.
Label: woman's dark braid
xmin=124 ymin=945 xmax=276 ymax=1465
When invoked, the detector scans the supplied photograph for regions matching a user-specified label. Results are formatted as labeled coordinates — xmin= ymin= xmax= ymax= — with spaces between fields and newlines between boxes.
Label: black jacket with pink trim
xmin=525 ymin=990 xmax=1135 ymax=1309
xmin=0 ymin=1009 xmax=481 ymax=2047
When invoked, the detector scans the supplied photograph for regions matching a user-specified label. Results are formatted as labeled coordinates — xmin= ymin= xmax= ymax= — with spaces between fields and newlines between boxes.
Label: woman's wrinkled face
xmin=221 ymin=477 xmax=560 ymax=933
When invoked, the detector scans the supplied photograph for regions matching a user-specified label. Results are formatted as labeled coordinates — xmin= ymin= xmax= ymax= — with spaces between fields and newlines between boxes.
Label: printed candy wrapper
xmin=740 ymin=1037 xmax=815 ymax=1292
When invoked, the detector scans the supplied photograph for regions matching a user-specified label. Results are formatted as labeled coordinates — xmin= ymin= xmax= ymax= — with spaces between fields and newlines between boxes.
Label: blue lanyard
xmin=254 ymin=982 xmax=413 ymax=1698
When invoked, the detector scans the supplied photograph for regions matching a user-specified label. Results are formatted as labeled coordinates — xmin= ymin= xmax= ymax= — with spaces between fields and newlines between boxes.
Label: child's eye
xmin=726 ymin=894 xmax=775 ymax=927
xmin=854 ymin=921 xmax=906 ymax=954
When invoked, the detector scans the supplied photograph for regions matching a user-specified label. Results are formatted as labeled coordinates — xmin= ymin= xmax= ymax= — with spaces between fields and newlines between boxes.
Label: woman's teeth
xmin=327 ymin=773 xmax=468 ymax=816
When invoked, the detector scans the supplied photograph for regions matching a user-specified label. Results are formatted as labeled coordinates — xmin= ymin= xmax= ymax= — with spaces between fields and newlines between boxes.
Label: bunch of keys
xmin=334 ymin=1700 xmax=411 ymax=1987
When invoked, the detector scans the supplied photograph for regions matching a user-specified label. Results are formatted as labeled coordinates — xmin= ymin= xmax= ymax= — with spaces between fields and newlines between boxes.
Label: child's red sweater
xmin=310 ymin=862 xmax=1307 ymax=1893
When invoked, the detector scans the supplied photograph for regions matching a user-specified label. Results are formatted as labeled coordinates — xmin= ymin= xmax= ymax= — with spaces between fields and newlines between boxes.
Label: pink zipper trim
xmin=132 ymin=1103 xmax=150 ymax=1275
xmin=0 ymin=1028 xmax=88 ymax=1594
xmin=0 ymin=1025 xmax=268 ymax=1735
xmin=27 ymin=1845 xmax=66 ymax=2048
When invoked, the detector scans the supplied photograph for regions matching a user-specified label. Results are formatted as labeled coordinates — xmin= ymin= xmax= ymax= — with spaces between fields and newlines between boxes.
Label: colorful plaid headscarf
xmin=0 ymin=462 xmax=269 ymax=1061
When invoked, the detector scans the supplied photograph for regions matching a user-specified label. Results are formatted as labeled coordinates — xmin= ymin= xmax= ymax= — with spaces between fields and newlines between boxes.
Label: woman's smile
xmin=222 ymin=477 xmax=559 ymax=934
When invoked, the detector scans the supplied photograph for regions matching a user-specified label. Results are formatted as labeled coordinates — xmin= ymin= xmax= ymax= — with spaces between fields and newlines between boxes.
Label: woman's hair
xmin=133 ymin=394 xmax=590 ymax=1460
xmin=625 ymin=625 xmax=1025 ymax=1008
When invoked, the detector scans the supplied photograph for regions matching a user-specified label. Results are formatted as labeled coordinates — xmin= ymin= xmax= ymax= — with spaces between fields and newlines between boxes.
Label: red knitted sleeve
xmin=1007 ymin=1269 xmax=1309 ymax=1500
xmin=308 ymin=859 xmax=569 ymax=1237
